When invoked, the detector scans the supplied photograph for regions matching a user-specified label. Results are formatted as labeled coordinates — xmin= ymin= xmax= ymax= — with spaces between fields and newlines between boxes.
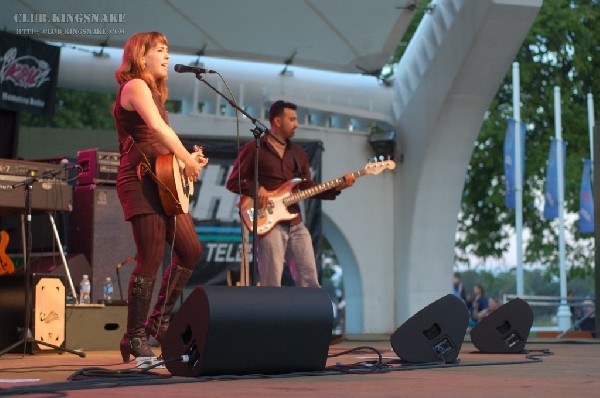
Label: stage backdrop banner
xmin=182 ymin=138 xmax=324 ymax=288
xmin=0 ymin=31 xmax=60 ymax=116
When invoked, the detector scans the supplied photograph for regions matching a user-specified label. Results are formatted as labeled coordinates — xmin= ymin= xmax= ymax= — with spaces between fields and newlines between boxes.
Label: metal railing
xmin=503 ymin=294 xmax=595 ymax=333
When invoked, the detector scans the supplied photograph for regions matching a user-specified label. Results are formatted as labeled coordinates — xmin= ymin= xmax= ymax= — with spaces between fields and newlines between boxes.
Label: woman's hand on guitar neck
xmin=193 ymin=145 xmax=209 ymax=168
xmin=183 ymin=145 xmax=208 ymax=181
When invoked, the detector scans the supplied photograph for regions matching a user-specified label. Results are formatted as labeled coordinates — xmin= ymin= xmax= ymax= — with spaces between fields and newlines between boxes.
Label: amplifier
xmin=76 ymin=148 xmax=120 ymax=186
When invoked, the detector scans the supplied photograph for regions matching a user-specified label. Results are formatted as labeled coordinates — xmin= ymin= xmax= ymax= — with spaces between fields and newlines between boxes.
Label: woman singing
xmin=113 ymin=32 xmax=207 ymax=362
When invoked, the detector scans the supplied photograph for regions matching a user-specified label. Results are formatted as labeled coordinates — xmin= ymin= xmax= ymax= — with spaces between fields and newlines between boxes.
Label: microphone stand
xmin=194 ymin=73 xmax=285 ymax=286
xmin=0 ymin=168 xmax=85 ymax=357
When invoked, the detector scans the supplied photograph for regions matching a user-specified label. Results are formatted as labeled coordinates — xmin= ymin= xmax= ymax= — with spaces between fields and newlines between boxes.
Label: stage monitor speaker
xmin=68 ymin=185 xmax=137 ymax=303
xmin=0 ymin=274 xmax=66 ymax=353
xmin=162 ymin=286 xmax=334 ymax=377
xmin=470 ymin=298 xmax=533 ymax=353
xmin=390 ymin=294 xmax=469 ymax=364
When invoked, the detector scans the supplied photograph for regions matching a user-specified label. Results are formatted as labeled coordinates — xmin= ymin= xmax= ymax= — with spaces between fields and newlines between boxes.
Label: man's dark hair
xmin=269 ymin=100 xmax=297 ymax=124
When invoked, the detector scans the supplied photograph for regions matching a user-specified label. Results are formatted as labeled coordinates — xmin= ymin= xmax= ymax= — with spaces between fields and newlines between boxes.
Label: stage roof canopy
xmin=1 ymin=0 xmax=418 ymax=74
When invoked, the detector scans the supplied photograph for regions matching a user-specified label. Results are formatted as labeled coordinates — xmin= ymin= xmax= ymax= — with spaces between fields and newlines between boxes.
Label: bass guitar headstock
xmin=363 ymin=156 xmax=396 ymax=175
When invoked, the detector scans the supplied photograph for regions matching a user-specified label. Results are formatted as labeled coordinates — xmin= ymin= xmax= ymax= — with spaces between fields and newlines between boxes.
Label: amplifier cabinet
xmin=68 ymin=185 xmax=136 ymax=303
xmin=76 ymin=148 xmax=120 ymax=186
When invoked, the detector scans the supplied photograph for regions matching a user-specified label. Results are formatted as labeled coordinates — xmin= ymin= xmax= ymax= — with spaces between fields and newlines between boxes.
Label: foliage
xmin=387 ymin=1 xmax=599 ymax=276
xmin=20 ymin=87 xmax=183 ymax=128
xmin=458 ymin=268 xmax=594 ymax=300
xmin=460 ymin=0 xmax=599 ymax=275
xmin=20 ymin=88 xmax=115 ymax=129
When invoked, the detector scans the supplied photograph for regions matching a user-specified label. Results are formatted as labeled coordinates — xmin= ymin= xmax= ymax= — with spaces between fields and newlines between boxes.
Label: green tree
xmin=387 ymin=1 xmax=598 ymax=277
xmin=20 ymin=88 xmax=115 ymax=129
xmin=456 ymin=0 xmax=599 ymax=276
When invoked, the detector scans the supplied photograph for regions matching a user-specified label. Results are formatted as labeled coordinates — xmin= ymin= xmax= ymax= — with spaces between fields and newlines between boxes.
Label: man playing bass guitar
xmin=226 ymin=100 xmax=355 ymax=288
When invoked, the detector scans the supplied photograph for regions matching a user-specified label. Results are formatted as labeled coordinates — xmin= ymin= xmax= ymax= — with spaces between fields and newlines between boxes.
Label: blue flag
xmin=504 ymin=119 xmax=526 ymax=208
xmin=543 ymin=138 xmax=567 ymax=220
xmin=579 ymin=159 xmax=594 ymax=233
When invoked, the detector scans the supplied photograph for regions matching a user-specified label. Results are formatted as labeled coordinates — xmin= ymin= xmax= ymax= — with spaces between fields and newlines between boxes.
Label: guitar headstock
xmin=364 ymin=157 xmax=396 ymax=175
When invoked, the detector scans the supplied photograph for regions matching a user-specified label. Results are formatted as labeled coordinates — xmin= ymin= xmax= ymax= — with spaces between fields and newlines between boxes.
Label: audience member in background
xmin=470 ymin=284 xmax=489 ymax=326
xmin=452 ymin=273 xmax=467 ymax=302
xmin=567 ymin=289 xmax=583 ymax=323
xmin=471 ymin=296 xmax=501 ymax=323
xmin=464 ymin=293 xmax=473 ymax=315
xmin=579 ymin=297 xmax=596 ymax=333
xmin=486 ymin=296 xmax=501 ymax=314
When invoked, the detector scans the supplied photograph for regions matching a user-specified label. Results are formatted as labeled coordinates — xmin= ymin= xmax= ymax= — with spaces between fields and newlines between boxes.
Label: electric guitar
xmin=151 ymin=148 xmax=206 ymax=216
xmin=239 ymin=159 xmax=395 ymax=235
xmin=0 ymin=230 xmax=15 ymax=275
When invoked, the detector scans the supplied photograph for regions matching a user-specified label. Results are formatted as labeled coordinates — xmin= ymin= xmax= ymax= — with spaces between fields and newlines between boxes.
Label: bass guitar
xmin=239 ymin=159 xmax=395 ymax=235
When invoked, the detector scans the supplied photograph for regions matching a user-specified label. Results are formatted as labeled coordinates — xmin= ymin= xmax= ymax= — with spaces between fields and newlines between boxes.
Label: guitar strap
xmin=117 ymin=127 xmax=182 ymax=208
xmin=114 ymin=84 xmax=159 ymax=184
xmin=290 ymin=143 xmax=305 ymax=180
xmin=114 ymin=85 xmax=183 ymax=209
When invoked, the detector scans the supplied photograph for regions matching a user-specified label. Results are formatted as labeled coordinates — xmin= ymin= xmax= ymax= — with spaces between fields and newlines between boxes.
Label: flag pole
xmin=512 ymin=62 xmax=524 ymax=297
xmin=554 ymin=86 xmax=571 ymax=332
xmin=588 ymin=93 xmax=595 ymax=176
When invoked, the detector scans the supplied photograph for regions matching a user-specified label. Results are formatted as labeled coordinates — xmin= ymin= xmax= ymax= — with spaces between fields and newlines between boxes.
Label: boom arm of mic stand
xmin=193 ymin=74 xmax=285 ymax=146
xmin=194 ymin=73 xmax=281 ymax=286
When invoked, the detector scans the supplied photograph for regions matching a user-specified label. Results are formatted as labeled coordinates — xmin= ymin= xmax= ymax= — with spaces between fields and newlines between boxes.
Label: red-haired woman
xmin=113 ymin=32 xmax=207 ymax=362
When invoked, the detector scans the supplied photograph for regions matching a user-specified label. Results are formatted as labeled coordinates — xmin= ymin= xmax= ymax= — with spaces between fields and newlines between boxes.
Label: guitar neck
xmin=283 ymin=169 xmax=367 ymax=206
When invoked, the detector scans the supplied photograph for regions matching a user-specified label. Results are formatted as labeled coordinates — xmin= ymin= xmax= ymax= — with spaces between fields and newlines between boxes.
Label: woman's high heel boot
xmin=145 ymin=264 xmax=193 ymax=344
xmin=120 ymin=274 xmax=156 ymax=362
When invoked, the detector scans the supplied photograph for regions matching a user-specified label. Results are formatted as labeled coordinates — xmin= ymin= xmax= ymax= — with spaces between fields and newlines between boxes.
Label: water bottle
xmin=103 ymin=277 xmax=113 ymax=304
xmin=79 ymin=274 xmax=91 ymax=304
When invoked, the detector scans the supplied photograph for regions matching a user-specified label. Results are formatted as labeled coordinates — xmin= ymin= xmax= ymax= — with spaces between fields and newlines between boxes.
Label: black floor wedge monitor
xmin=470 ymin=297 xmax=533 ymax=353
xmin=390 ymin=294 xmax=469 ymax=363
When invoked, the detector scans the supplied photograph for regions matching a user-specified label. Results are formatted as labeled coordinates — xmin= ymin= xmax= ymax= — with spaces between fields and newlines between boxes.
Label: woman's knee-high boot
xmin=120 ymin=274 xmax=156 ymax=362
xmin=145 ymin=265 xmax=193 ymax=344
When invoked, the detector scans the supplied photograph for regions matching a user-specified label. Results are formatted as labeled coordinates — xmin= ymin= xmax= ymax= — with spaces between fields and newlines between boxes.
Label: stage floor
xmin=0 ymin=336 xmax=599 ymax=397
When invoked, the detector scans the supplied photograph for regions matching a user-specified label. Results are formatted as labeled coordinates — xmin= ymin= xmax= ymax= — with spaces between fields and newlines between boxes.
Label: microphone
xmin=60 ymin=158 xmax=81 ymax=170
xmin=116 ymin=255 xmax=137 ymax=269
xmin=174 ymin=64 xmax=217 ymax=74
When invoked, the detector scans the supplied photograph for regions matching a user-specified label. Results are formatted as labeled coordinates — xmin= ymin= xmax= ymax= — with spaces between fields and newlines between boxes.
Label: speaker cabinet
xmin=68 ymin=185 xmax=136 ymax=302
xmin=470 ymin=298 xmax=533 ymax=353
xmin=162 ymin=286 xmax=334 ymax=376
xmin=0 ymin=274 xmax=66 ymax=353
xmin=391 ymin=294 xmax=469 ymax=363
